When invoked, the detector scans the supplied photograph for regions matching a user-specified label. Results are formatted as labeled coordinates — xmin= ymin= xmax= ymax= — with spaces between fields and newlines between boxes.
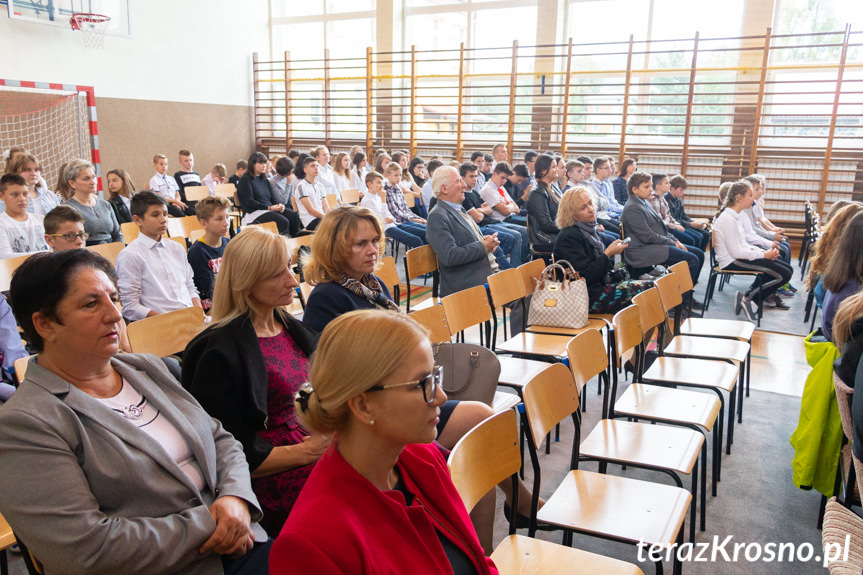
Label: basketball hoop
xmin=70 ymin=13 xmax=111 ymax=49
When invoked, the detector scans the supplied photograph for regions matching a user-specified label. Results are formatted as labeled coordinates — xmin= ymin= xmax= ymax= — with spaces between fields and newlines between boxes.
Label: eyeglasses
xmin=48 ymin=232 xmax=89 ymax=242
xmin=366 ymin=365 xmax=443 ymax=404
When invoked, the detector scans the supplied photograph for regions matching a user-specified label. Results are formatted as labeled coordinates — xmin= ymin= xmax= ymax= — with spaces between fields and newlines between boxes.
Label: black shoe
xmin=741 ymin=297 xmax=757 ymax=322
xmin=766 ymin=294 xmax=790 ymax=310
xmin=689 ymin=299 xmax=704 ymax=312
xmin=735 ymin=291 xmax=744 ymax=316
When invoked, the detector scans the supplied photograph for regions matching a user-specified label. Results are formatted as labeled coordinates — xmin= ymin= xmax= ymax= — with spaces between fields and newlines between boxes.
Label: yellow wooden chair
xmin=183 ymin=185 xmax=210 ymax=202
xmin=376 ymin=256 xmax=401 ymax=305
xmin=126 ymin=306 xmax=206 ymax=357
xmin=340 ymin=188 xmax=360 ymax=204
xmin=167 ymin=215 xmax=203 ymax=239
xmin=0 ymin=253 xmax=33 ymax=292
xmin=120 ymin=221 xmax=139 ymax=244
xmin=403 ymin=245 xmax=439 ymax=313
xmin=84 ymin=242 xmax=124 ymax=266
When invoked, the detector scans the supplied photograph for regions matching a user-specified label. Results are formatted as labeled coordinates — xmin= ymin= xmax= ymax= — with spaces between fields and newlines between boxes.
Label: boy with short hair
xmin=228 ymin=160 xmax=247 ymax=187
xmin=174 ymin=149 xmax=202 ymax=203
xmin=44 ymin=205 xmax=88 ymax=251
xmin=116 ymin=191 xmax=201 ymax=321
xmin=188 ymin=196 xmax=231 ymax=312
xmin=201 ymin=164 xmax=227 ymax=195
xmin=0 ymin=174 xmax=49 ymax=259
xmin=149 ymin=154 xmax=192 ymax=217
xmin=577 ymin=156 xmax=594 ymax=186
xmin=361 ymin=171 xmax=426 ymax=249
xmin=562 ymin=160 xmax=584 ymax=192
xmin=383 ymin=163 xmax=426 ymax=226
xmin=665 ymin=175 xmax=710 ymax=250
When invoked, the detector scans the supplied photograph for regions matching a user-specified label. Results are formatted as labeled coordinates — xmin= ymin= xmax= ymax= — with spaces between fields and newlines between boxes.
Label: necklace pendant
xmin=124 ymin=404 xmax=144 ymax=420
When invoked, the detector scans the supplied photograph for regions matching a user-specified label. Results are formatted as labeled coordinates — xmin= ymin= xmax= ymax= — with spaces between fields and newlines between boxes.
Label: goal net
xmin=0 ymin=84 xmax=94 ymax=187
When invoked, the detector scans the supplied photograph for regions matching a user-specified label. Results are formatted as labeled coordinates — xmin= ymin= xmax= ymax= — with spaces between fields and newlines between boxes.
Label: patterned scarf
xmin=574 ymin=219 xmax=605 ymax=257
xmin=338 ymin=273 xmax=402 ymax=313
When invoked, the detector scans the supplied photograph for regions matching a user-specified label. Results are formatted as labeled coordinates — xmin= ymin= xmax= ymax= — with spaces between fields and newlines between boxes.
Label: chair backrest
xmin=654 ymin=273 xmax=683 ymax=311
xmin=167 ymin=215 xmax=203 ymax=238
xmin=167 ymin=236 xmax=188 ymax=252
xmin=834 ymin=373 xmax=855 ymax=441
xmin=121 ymin=221 xmax=140 ymax=244
xmin=183 ymin=186 xmax=210 ymax=202
xmin=405 ymin=244 xmax=438 ymax=280
xmin=376 ymin=256 xmax=400 ymax=297
xmin=126 ymin=306 xmax=206 ymax=356
xmin=341 ymin=188 xmax=360 ymax=204
xmin=566 ymin=329 xmax=608 ymax=394
xmin=518 ymin=258 xmax=546 ymax=292
xmin=441 ymin=285 xmax=493 ymax=335
xmin=190 ymin=229 xmax=206 ymax=243
xmin=85 ymin=242 xmax=124 ymax=266
xmin=404 ymin=192 xmax=416 ymax=208
xmin=14 ymin=355 xmax=31 ymax=384
xmin=632 ymin=287 xmax=666 ymax=334
xmin=0 ymin=253 xmax=33 ymax=292
xmin=251 ymin=220 xmax=279 ymax=236
xmin=214 ymin=183 xmax=237 ymax=199
xmin=487 ymin=267 xmax=528 ymax=309
xmin=285 ymin=233 xmax=315 ymax=266
xmin=448 ymin=409 xmax=520 ymax=513
xmin=408 ymin=305 xmax=452 ymax=344
xmin=291 ymin=195 xmax=299 ymax=212
xmin=298 ymin=282 xmax=313 ymax=305
xmin=668 ymin=261 xmax=693 ymax=294
xmin=612 ymin=304 xmax=643 ymax=359
xmin=522 ymin=363 xmax=580 ymax=448
xmin=326 ymin=193 xmax=339 ymax=209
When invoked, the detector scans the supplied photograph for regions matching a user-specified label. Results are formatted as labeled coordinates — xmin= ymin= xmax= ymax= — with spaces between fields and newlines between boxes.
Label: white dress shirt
xmin=712 ymin=208 xmax=766 ymax=269
xmin=316 ymin=164 xmax=338 ymax=196
xmin=149 ymin=173 xmax=180 ymax=201
xmin=360 ymin=192 xmax=396 ymax=231
xmin=738 ymin=207 xmax=773 ymax=250
xmin=116 ymin=234 xmax=199 ymax=321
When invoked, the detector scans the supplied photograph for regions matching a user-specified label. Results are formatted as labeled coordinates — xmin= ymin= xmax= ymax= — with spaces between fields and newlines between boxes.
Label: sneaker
xmin=741 ymin=296 xmax=757 ymax=322
xmin=647 ymin=266 xmax=666 ymax=277
xmin=638 ymin=273 xmax=655 ymax=280
xmin=735 ymin=291 xmax=744 ymax=316
xmin=786 ymin=284 xmax=798 ymax=293
xmin=777 ymin=287 xmax=794 ymax=297
xmin=766 ymin=293 xmax=790 ymax=310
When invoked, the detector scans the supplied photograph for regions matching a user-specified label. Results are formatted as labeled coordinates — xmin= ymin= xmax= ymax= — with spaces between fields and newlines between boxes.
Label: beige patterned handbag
xmin=527 ymin=260 xmax=589 ymax=329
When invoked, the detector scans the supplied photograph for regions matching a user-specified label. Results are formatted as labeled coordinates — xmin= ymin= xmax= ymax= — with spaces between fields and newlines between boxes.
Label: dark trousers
xmin=670 ymin=227 xmax=705 ymax=249
xmin=663 ymin=246 xmax=703 ymax=286
xmin=723 ymin=258 xmax=793 ymax=304
xmin=598 ymin=217 xmax=621 ymax=236
xmin=223 ymin=539 xmax=273 ymax=575
xmin=252 ymin=210 xmax=301 ymax=237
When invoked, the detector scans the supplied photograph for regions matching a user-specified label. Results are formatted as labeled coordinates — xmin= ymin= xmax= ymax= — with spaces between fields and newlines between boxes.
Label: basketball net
xmin=70 ymin=13 xmax=111 ymax=49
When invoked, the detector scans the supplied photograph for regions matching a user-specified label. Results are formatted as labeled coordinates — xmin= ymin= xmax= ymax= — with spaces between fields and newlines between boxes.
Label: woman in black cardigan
xmin=526 ymin=153 xmax=561 ymax=254
xmin=182 ymin=226 xmax=324 ymax=536
xmin=553 ymin=186 xmax=652 ymax=313
xmin=237 ymin=151 xmax=301 ymax=236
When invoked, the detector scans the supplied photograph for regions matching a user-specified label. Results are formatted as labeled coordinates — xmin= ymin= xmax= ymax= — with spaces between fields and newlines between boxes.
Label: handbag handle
xmin=434 ymin=344 xmax=480 ymax=394
xmin=539 ymin=261 xmax=581 ymax=288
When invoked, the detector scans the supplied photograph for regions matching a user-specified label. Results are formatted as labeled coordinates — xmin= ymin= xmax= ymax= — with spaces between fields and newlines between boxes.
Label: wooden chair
xmin=701 ymin=234 xmax=763 ymax=325
xmin=609 ymin=305 xmax=723 ymax=498
xmin=0 ymin=511 xmax=16 ymax=575
xmin=126 ymin=306 xmax=206 ymax=357
xmin=403 ymin=245 xmax=439 ymax=313
xmin=521 ymin=363 xmax=690 ymax=575
xmin=284 ymin=233 xmax=315 ymax=273
xmin=404 ymin=191 xmax=416 ymax=208
xmin=214 ymin=183 xmax=237 ymax=199
xmin=325 ymin=193 xmax=340 ymax=209
xmin=85 ymin=242 xmax=124 ymax=266
xmin=14 ymin=355 xmax=32 ymax=384
xmin=834 ymin=374 xmax=858 ymax=509
xmin=167 ymin=215 xmax=203 ymax=239
xmin=296 ymin=282 xmax=313 ymax=309
xmin=250 ymin=220 xmax=280 ymax=236
xmin=340 ymin=188 xmax=360 ymax=204
xmin=448 ymin=410 xmax=645 ymax=575
xmin=183 ymin=185 xmax=210 ymax=202
xmin=376 ymin=256 xmax=401 ymax=306
xmin=120 ymin=221 xmax=139 ymax=244
xmin=0 ymin=253 xmax=33 ymax=292
xmin=190 ymin=229 xmax=205 ymax=243
xmin=568 ymin=330 xmax=705 ymax=541
xmin=167 ymin=236 xmax=188 ymax=252
xmin=822 ymin=497 xmax=863 ymax=574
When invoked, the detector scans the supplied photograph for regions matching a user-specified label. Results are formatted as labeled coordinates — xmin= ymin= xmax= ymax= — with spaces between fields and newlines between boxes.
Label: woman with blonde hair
xmin=182 ymin=226 xmax=327 ymax=535
xmin=62 ymin=158 xmax=123 ymax=245
xmin=105 ymin=168 xmax=137 ymax=224
xmin=553 ymin=186 xmax=650 ymax=313
xmin=270 ymin=310 xmax=499 ymax=575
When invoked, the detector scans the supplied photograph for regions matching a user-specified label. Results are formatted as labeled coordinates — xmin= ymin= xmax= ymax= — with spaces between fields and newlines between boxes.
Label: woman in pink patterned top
xmin=183 ymin=226 xmax=328 ymax=536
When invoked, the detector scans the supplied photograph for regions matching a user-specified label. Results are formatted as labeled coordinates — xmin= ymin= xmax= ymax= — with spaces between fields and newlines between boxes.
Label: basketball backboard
xmin=6 ymin=0 xmax=131 ymax=37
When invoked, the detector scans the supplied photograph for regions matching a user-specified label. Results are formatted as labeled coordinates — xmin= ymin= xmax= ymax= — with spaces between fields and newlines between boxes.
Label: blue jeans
xmin=486 ymin=221 xmax=528 ymax=266
xmin=663 ymin=246 xmax=703 ymax=286
xmin=481 ymin=227 xmax=514 ymax=269
xmin=669 ymin=227 xmax=703 ymax=249
xmin=600 ymin=230 xmax=620 ymax=247
xmin=386 ymin=222 xmax=426 ymax=249
xmin=504 ymin=214 xmax=528 ymax=226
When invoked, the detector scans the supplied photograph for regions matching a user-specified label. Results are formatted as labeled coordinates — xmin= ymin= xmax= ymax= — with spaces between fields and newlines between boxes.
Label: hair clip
xmin=295 ymin=384 xmax=314 ymax=412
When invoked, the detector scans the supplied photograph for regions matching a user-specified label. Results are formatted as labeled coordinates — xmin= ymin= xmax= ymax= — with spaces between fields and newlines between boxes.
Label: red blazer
xmin=270 ymin=442 xmax=498 ymax=575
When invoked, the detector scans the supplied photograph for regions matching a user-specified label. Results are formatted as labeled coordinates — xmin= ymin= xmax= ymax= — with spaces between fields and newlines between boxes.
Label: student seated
xmin=239 ymin=152 xmax=301 ymax=237
xmin=460 ymin=162 xmax=522 ymax=267
xmin=420 ymin=159 xmax=443 ymax=209
xmin=228 ymin=159 xmax=248 ymax=187
xmin=63 ymin=159 xmax=124 ymax=246
xmin=822 ymin=212 xmax=863 ymax=340
xmin=149 ymin=154 xmax=193 ymax=217
xmin=5 ymin=153 xmax=60 ymax=216
xmin=270 ymin=310 xmax=499 ymax=574
xmin=293 ymin=155 xmax=329 ymax=231
xmin=480 ymin=161 xmax=527 ymax=226
xmin=614 ymin=158 xmax=637 ymax=206
xmin=589 ymin=157 xmax=624 ymax=235
xmin=383 ymin=163 xmax=426 ymax=229
xmin=116 ymin=191 xmax=202 ymax=322
xmin=106 ymin=168 xmax=136 ymax=224
xmin=360 ymin=171 xmax=426 ymax=251
xmin=332 ymin=152 xmax=352 ymax=194
xmin=201 ymin=163 xmax=227 ymax=195
xmin=268 ymin=157 xmax=295 ymax=206
xmin=562 ymin=160 xmax=584 ymax=193
xmin=174 ymin=149 xmax=202 ymax=204
xmin=505 ymin=162 xmax=530 ymax=208
xmin=0 ymin=174 xmax=50 ymax=259
xmin=665 ymin=174 xmax=710 ymax=250
xmin=188 ymin=196 xmax=231 ymax=313
xmin=526 ymin=153 xmax=561 ymax=254
xmin=648 ymin=173 xmax=704 ymax=249
xmin=350 ymin=151 xmax=369 ymax=197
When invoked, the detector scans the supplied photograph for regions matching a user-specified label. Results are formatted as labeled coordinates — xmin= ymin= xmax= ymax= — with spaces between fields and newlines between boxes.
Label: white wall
xmin=0 ymin=0 xmax=268 ymax=106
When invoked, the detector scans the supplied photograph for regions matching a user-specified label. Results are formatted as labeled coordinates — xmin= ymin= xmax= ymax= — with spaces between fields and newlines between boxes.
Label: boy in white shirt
xmin=0 ymin=174 xmax=49 ymax=259
xmin=360 ymin=171 xmax=426 ymax=249
xmin=116 ymin=191 xmax=201 ymax=321
xmin=479 ymin=162 xmax=526 ymax=225
xmin=201 ymin=164 xmax=227 ymax=195
xmin=149 ymin=154 xmax=192 ymax=217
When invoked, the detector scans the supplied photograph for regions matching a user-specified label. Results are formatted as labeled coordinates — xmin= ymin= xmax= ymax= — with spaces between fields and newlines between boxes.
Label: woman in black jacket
xmin=553 ymin=186 xmax=652 ymax=313
xmin=237 ymin=151 xmax=301 ymax=236
xmin=105 ymin=168 xmax=135 ymax=224
xmin=526 ymin=153 xmax=561 ymax=254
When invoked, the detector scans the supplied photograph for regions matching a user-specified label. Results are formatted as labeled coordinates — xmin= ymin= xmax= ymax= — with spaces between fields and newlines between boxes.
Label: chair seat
xmin=492 ymin=390 xmax=522 ymax=413
xmin=580 ymin=419 xmax=703 ymax=475
xmin=0 ymin=511 xmax=15 ymax=549
xmin=408 ymin=297 xmax=440 ymax=311
xmin=643 ymin=357 xmax=738 ymax=393
xmin=664 ymin=335 xmax=750 ymax=363
xmin=679 ymin=317 xmax=755 ymax=342
xmin=496 ymin=332 xmax=571 ymax=358
xmin=498 ymin=357 xmax=552 ymax=389
xmin=491 ymin=534 xmax=644 ymax=575
xmin=614 ymin=384 xmax=720 ymax=432
xmin=526 ymin=317 xmax=609 ymax=336
xmin=714 ymin=266 xmax=759 ymax=275
xmin=537 ymin=469 xmax=691 ymax=547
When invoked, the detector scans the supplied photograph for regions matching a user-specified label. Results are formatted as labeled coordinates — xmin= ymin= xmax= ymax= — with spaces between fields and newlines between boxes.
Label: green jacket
xmin=790 ymin=332 xmax=842 ymax=496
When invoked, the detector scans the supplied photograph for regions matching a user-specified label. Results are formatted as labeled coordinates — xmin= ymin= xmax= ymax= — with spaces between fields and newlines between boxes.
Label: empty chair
xmin=126 ymin=306 xmax=206 ymax=357
xmin=403 ymin=244 xmax=439 ymax=313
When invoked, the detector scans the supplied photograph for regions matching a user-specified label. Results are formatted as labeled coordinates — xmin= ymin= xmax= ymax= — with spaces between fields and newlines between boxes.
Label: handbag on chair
xmin=527 ymin=260 xmax=589 ymax=329
xmin=432 ymin=342 xmax=500 ymax=406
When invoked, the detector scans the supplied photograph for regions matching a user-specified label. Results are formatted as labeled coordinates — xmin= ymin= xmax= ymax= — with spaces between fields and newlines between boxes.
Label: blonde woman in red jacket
xmin=271 ymin=310 xmax=498 ymax=575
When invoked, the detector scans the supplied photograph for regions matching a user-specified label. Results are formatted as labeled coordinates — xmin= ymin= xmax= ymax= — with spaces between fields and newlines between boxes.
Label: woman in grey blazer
xmin=0 ymin=250 xmax=269 ymax=575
